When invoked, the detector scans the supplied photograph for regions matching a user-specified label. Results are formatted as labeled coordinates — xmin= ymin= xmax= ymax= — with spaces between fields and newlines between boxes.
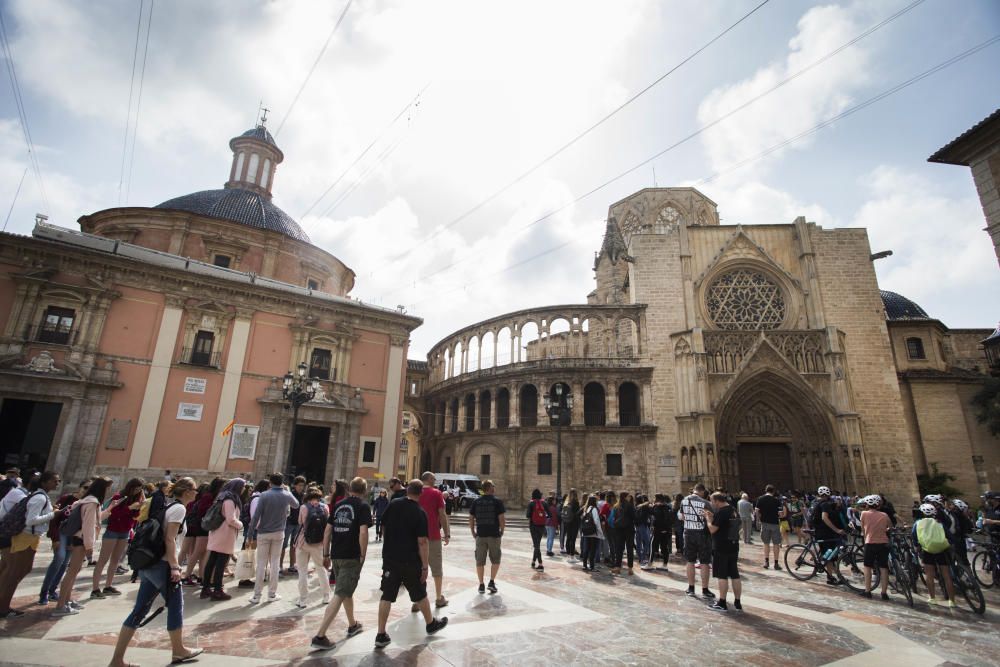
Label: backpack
xmin=809 ymin=501 xmax=824 ymax=527
xmin=528 ymin=500 xmax=548 ymax=526
xmin=560 ymin=503 xmax=573 ymax=523
xmin=201 ymin=499 xmax=226 ymax=532
xmin=303 ymin=503 xmax=328 ymax=544
xmin=581 ymin=508 xmax=597 ymax=537
xmin=916 ymin=518 xmax=950 ymax=554
xmin=0 ymin=490 xmax=45 ymax=539
xmin=59 ymin=502 xmax=84 ymax=538
xmin=128 ymin=500 xmax=178 ymax=571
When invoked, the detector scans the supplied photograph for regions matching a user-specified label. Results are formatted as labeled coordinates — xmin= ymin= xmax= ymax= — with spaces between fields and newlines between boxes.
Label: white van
xmin=434 ymin=473 xmax=482 ymax=508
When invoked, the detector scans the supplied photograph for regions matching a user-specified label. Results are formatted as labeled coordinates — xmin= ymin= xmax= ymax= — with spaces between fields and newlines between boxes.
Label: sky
xmin=1 ymin=0 xmax=998 ymax=358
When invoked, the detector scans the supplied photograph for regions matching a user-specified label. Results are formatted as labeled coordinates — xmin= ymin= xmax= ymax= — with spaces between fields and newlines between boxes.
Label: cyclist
xmin=811 ymin=486 xmax=847 ymax=586
xmin=913 ymin=503 xmax=956 ymax=608
xmin=946 ymin=498 xmax=973 ymax=566
xmin=859 ymin=495 xmax=890 ymax=600
xmin=982 ymin=492 xmax=1000 ymax=545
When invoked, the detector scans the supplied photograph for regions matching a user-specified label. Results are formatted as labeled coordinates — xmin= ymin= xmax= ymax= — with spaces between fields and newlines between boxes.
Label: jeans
xmin=545 ymin=526 xmax=556 ymax=554
xmin=254 ymin=531 xmax=283 ymax=598
xmin=123 ymin=560 xmax=183 ymax=631
xmin=529 ymin=525 xmax=545 ymax=565
xmin=41 ymin=538 xmax=69 ymax=601
xmin=559 ymin=520 xmax=567 ymax=551
xmin=635 ymin=525 xmax=651 ymax=564
xmin=581 ymin=536 xmax=599 ymax=569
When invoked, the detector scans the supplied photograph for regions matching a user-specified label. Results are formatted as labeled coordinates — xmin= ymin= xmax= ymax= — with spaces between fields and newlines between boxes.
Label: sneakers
xmin=103 ymin=587 xmax=122 ymax=596
xmin=487 ymin=580 xmax=497 ymax=594
xmin=89 ymin=589 xmax=105 ymax=600
xmin=347 ymin=622 xmax=363 ymax=638
xmin=295 ymin=599 xmax=308 ymax=609
xmin=826 ymin=577 xmax=840 ymax=586
xmin=946 ymin=599 xmax=957 ymax=609
xmin=311 ymin=635 xmax=335 ymax=650
xmin=925 ymin=596 xmax=938 ymax=605
xmin=764 ymin=561 xmax=770 ymax=569
xmin=426 ymin=617 xmax=448 ymax=635
xmin=478 ymin=583 xmax=486 ymax=594
xmin=435 ymin=597 xmax=449 ymax=608
xmin=211 ymin=591 xmax=232 ymax=601
xmin=860 ymin=590 xmax=873 ymax=599
xmin=536 ymin=566 xmax=544 ymax=573
xmin=51 ymin=605 xmax=79 ymax=617
xmin=180 ymin=577 xmax=199 ymax=587
xmin=248 ymin=595 xmax=260 ymax=605
xmin=68 ymin=600 xmax=84 ymax=610
xmin=881 ymin=592 xmax=890 ymax=601
xmin=733 ymin=599 xmax=743 ymax=611
xmin=267 ymin=593 xmax=281 ymax=603
xmin=115 ymin=566 xmax=129 ymax=575
xmin=685 ymin=587 xmax=697 ymax=598
xmin=708 ymin=601 xmax=728 ymax=612
xmin=701 ymin=588 xmax=715 ymax=599
xmin=773 ymin=563 xmax=781 ymax=571
xmin=1 ymin=609 xmax=25 ymax=618
xmin=374 ymin=632 xmax=392 ymax=649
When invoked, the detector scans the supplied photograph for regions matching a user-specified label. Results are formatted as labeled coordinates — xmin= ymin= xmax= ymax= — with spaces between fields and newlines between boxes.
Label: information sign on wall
xmin=229 ymin=425 xmax=259 ymax=459
xmin=183 ymin=377 xmax=207 ymax=394
xmin=177 ymin=403 xmax=203 ymax=421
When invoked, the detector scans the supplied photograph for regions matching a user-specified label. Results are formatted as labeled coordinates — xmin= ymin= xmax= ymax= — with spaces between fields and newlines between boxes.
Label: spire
xmin=595 ymin=216 xmax=633 ymax=269
xmin=225 ymin=110 xmax=284 ymax=199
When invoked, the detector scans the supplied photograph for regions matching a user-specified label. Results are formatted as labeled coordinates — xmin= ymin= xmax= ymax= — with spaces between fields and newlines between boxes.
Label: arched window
xmin=520 ymin=384 xmax=538 ymax=427
xmin=479 ymin=390 xmax=492 ymax=430
xmin=618 ymin=382 xmax=640 ymax=426
xmin=449 ymin=398 xmax=459 ymax=433
xmin=247 ymin=153 xmax=260 ymax=185
xmin=905 ymin=337 xmax=926 ymax=360
xmin=496 ymin=388 xmax=510 ymax=428
xmin=547 ymin=382 xmax=572 ymax=426
xmin=464 ymin=393 xmax=476 ymax=431
xmin=584 ymin=382 xmax=606 ymax=426
xmin=260 ymin=158 xmax=272 ymax=189
xmin=234 ymin=152 xmax=246 ymax=180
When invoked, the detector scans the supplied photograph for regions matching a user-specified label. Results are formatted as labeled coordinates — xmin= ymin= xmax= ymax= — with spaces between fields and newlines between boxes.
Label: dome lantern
xmin=225 ymin=108 xmax=284 ymax=200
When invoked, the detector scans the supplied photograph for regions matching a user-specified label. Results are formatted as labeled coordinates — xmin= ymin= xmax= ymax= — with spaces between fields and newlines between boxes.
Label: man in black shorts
xmin=704 ymin=492 xmax=742 ymax=612
xmin=375 ymin=479 xmax=447 ymax=650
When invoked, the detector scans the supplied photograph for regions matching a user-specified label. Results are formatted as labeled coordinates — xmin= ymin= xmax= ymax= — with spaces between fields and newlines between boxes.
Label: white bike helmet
xmin=923 ymin=494 xmax=943 ymax=504
xmin=952 ymin=499 xmax=968 ymax=511
xmin=817 ymin=486 xmax=831 ymax=496
xmin=918 ymin=503 xmax=937 ymax=516
xmin=863 ymin=495 xmax=881 ymax=507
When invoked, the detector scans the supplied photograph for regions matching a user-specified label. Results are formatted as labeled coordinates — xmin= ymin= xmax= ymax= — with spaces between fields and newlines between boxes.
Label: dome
xmin=880 ymin=290 xmax=930 ymax=321
xmin=239 ymin=125 xmax=277 ymax=146
xmin=155 ymin=188 xmax=310 ymax=243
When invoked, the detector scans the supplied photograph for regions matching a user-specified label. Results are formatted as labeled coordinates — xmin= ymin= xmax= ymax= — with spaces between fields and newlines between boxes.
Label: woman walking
xmin=108 ymin=477 xmax=203 ymax=667
xmin=200 ymin=478 xmax=245 ymax=601
xmin=562 ymin=490 xmax=580 ymax=558
xmin=38 ymin=480 xmax=88 ymax=605
xmin=545 ymin=493 xmax=559 ymax=557
xmin=580 ymin=495 xmax=604 ymax=572
xmin=611 ymin=492 xmax=636 ymax=575
xmin=52 ymin=477 xmax=117 ymax=617
xmin=372 ymin=490 xmax=388 ymax=541
xmin=526 ymin=489 xmax=548 ymax=571
xmin=182 ymin=478 xmax=222 ymax=586
xmin=92 ymin=478 xmax=145 ymax=599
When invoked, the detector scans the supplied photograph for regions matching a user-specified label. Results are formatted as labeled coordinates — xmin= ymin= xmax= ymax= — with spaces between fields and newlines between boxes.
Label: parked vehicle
xmin=434 ymin=473 xmax=482 ymax=508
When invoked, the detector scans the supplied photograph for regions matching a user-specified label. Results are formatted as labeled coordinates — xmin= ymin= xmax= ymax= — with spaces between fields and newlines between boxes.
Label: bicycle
xmin=970 ymin=536 xmax=999 ymax=589
xmin=784 ymin=529 xmax=850 ymax=587
xmin=948 ymin=553 xmax=985 ymax=615
xmin=887 ymin=527 xmax=914 ymax=607
xmin=834 ymin=529 xmax=871 ymax=593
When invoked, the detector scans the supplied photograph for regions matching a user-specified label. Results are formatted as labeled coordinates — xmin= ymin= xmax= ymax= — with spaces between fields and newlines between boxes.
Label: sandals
xmin=171 ymin=648 xmax=204 ymax=664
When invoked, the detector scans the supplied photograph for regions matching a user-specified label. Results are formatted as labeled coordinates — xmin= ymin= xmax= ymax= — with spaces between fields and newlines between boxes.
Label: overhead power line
xmin=118 ymin=0 xmax=145 ymax=206
xmin=275 ymin=0 xmax=353 ymax=136
xmin=395 ymin=35 xmax=1000 ymax=312
xmin=124 ymin=0 xmax=154 ymax=204
xmin=0 ymin=7 xmax=49 ymax=214
xmin=378 ymin=0 xmax=927 ymax=299
xmin=396 ymin=0 xmax=773 ymax=258
xmin=3 ymin=167 xmax=28 ymax=232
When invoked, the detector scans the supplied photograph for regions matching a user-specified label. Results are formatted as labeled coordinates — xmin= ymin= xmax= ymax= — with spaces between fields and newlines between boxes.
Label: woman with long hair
xmin=611 ymin=492 xmax=636 ymax=575
xmin=53 ymin=477 xmax=119 ymax=616
xmin=545 ymin=492 xmax=559 ymax=557
xmin=182 ymin=477 xmax=223 ymax=585
xmin=200 ymin=478 xmax=245 ymax=601
xmin=580 ymin=495 xmax=604 ymax=572
xmin=91 ymin=477 xmax=145 ymax=598
xmin=526 ymin=489 xmax=547 ymax=571
xmin=108 ymin=477 xmax=203 ymax=667
xmin=38 ymin=479 xmax=88 ymax=605
xmin=177 ymin=484 xmax=206 ymax=573
xmin=562 ymin=489 xmax=581 ymax=557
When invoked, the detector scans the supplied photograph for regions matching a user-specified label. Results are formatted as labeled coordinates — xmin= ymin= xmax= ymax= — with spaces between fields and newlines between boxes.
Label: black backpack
xmin=581 ymin=508 xmax=597 ymax=537
xmin=303 ymin=503 xmax=328 ymax=544
xmin=0 ymin=490 xmax=45 ymax=539
xmin=128 ymin=500 xmax=177 ymax=571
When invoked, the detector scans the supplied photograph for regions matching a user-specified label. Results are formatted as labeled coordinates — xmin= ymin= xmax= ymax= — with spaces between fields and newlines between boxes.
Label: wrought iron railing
xmin=178 ymin=346 xmax=222 ymax=368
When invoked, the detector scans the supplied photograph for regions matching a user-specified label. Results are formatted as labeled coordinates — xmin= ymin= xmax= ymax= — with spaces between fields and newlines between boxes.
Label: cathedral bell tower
xmin=225 ymin=110 xmax=284 ymax=200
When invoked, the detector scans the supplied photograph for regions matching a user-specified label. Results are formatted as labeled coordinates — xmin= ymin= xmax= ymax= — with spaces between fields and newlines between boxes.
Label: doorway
xmin=0 ymin=399 xmax=62 ymax=470
xmin=737 ymin=443 xmax=793 ymax=496
xmin=289 ymin=425 xmax=330 ymax=485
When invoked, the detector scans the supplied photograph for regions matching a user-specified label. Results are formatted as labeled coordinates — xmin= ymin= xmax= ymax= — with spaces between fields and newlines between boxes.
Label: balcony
xmin=428 ymin=356 xmax=647 ymax=392
xmin=178 ymin=346 xmax=221 ymax=368
xmin=25 ymin=324 xmax=79 ymax=346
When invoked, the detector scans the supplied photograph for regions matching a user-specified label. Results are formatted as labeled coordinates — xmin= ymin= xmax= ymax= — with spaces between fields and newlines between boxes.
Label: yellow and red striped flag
xmin=221 ymin=418 xmax=235 ymax=438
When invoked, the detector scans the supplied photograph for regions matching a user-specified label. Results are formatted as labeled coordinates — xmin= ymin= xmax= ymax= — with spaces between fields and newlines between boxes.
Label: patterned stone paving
xmin=1 ymin=527 xmax=998 ymax=666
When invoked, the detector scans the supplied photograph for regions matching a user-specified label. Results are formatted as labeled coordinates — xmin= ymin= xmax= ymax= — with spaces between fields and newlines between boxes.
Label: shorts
xmin=683 ymin=530 xmax=712 ymax=564
xmin=331 ymin=559 xmax=362 ymax=598
xmin=71 ymin=537 xmax=84 ymax=547
xmin=283 ymin=523 xmax=299 ymax=549
xmin=104 ymin=530 xmax=130 ymax=540
xmin=428 ymin=539 xmax=443 ymax=577
xmin=760 ymin=523 xmax=782 ymax=545
xmin=475 ymin=537 xmax=502 ymax=566
xmin=863 ymin=543 xmax=889 ymax=568
xmin=712 ymin=551 xmax=740 ymax=580
xmin=791 ymin=516 xmax=804 ymax=528
xmin=380 ymin=562 xmax=427 ymax=603
xmin=920 ymin=549 xmax=950 ymax=566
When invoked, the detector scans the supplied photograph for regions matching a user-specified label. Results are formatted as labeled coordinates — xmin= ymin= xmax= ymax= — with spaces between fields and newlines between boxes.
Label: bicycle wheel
xmin=892 ymin=559 xmax=914 ymax=607
xmin=954 ymin=563 xmax=985 ymax=615
xmin=784 ymin=544 xmax=819 ymax=581
xmin=971 ymin=551 xmax=995 ymax=589
xmin=837 ymin=547 xmax=874 ymax=593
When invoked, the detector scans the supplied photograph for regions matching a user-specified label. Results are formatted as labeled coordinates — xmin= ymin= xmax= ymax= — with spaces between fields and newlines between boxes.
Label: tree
xmin=971 ymin=377 xmax=1000 ymax=436
xmin=917 ymin=463 xmax=960 ymax=499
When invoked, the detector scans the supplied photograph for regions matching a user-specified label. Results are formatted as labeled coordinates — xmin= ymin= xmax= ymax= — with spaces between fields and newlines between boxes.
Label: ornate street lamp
xmin=282 ymin=361 xmax=320 ymax=476
xmin=544 ymin=383 xmax=574 ymax=501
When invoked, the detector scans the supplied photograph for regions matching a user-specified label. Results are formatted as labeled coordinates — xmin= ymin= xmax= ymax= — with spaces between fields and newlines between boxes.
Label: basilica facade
xmin=414 ymin=187 xmax=998 ymax=506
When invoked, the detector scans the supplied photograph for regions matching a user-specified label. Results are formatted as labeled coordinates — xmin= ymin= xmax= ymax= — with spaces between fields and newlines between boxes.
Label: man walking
xmin=418 ymin=471 xmax=450 ymax=610
xmin=375 ymin=479 xmax=448 ymax=649
xmin=469 ymin=480 xmax=505 ymax=594
xmin=388 ymin=477 xmax=406 ymax=501
xmin=680 ymin=483 xmax=714 ymax=599
xmin=282 ymin=476 xmax=306 ymax=575
xmin=704 ymin=491 xmax=742 ymax=612
xmin=650 ymin=494 xmax=674 ymax=570
xmin=311 ymin=477 xmax=372 ymax=649
xmin=737 ymin=493 xmax=754 ymax=545
xmin=754 ymin=485 xmax=782 ymax=569
xmin=249 ymin=473 xmax=299 ymax=604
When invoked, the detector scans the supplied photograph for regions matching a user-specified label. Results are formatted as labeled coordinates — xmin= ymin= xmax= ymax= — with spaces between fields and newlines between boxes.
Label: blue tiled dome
xmin=239 ymin=125 xmax=278 ymax=147
xmin=880 ymin=290 xmax=930 ymax=321
xmin=155 ymin=188 xmax=310 ymax=243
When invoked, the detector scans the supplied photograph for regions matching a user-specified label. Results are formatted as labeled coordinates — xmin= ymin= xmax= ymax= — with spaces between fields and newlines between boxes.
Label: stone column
xmin=607 ymin=380 xmax=620 ymax=426
xmin=571 ymin=381 xmax=584 ymax=425
xmin=489 ymin=390 xmax=498 ymax=429
xmin=458 ymin=397 xmax=467 ymax=432
xmin=511 ymin=384 xmax=520 ymax=427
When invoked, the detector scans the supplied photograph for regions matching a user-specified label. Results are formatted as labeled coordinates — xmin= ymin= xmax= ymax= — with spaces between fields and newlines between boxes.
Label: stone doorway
xmin=0 ymin=398 xmax=62 ymax=470
xmin=737 ymin=442 xmax=793 ymax=496
xmin=290 ymin=425 xmax=331 ymax=485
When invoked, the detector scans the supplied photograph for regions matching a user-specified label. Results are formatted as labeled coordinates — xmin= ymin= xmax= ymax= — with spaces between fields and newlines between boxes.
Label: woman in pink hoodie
xmin=200 ymin=478 xmax=245 ymax=601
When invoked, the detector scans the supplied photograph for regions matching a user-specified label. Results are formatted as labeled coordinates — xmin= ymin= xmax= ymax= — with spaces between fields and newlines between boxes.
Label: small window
xmin=537 ymin=453 xmax=552 ymax=475
xmin=190 ymin=330 xmax=215 ymax=366
xmin=480 ymin=454 xmax=491 ymax=475
xmin=362 ymin=440 xmax=377 ymax=463
xmin=38 ymin=306 xmax=75 ymax=344
xmin=905 ymin=337 xmax=926 ymax=360
xmin=307 ymin=279 xmax=319 ymax=291
xmin=213 ymin=254 xmax=231 ymax=268
xmin=606 ymin=453 xmax=623 ymax=476
xmin=310 ymin=348 xmax=332 ymax=380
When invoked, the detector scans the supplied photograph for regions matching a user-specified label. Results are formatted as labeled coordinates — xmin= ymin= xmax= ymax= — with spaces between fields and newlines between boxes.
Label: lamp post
xmin=544 ymin=383 xmax=574 ymax=501
xmin=282 ymin=361 xmax=319 ymax=476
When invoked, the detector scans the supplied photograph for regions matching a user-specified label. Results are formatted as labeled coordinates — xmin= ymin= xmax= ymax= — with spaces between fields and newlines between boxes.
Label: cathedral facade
xmin=416 ymin=188 xmax=998 ymax=506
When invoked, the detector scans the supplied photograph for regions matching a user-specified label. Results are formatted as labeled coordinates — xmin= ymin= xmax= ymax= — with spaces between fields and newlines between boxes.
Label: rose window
xmin=706 ymin=269 xmax=786 ymax=330
xmin=655 ymin=206 xmax=680 ymax=232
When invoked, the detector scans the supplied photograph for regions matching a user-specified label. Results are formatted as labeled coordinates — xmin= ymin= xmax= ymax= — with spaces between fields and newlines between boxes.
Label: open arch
xmin=618 ymin=382 xmax=640 ymax=426
xmin=519 ymin=384 xmax=538 ymax=427
xmin=464 ymin=393 xmax=476 ymax=431
xmin=480 ymin=331 xmax=495 ymax=369
xmin=479 ymin=390 xmax=492 ymax=430
xmin=584 ymin=382 xmax=605 ymax=426
xmin=496 ymin=327 xmax=512 ymax=365
xmin=467 ymin=335 xmax=479 ymax=372
xmin=496 ymin=387 xmax=511 ymax=428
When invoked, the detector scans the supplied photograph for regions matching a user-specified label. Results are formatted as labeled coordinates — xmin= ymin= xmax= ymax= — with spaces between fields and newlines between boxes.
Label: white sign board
xmin=229 ymin=425 xmax=259 ymax=459
xmin=183 ymin=377 xmax=207 ymax=394
xmin=177 ymin=403 xmax=203 ymax=421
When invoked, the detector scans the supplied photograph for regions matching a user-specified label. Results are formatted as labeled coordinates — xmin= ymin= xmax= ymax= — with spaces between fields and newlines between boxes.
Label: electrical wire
xmin=0 ymin=7 xmax=49 ymax=214
xmin=378 ymin=0 xmax=928 ymax=299
xmin=392 ymin=35 xmax=1000 ymax=313
xmin=125 ymin=0 xmax=154 ymax=204
xmin=2 ymin=167 xmax=28 ymax=232
xmin=275 ymin=0 xmax=353 ymax=137
xmin=117 ymin=0 xmax=145 ymax=206
xmin=396 ymin=0 xmax=773 ymax=258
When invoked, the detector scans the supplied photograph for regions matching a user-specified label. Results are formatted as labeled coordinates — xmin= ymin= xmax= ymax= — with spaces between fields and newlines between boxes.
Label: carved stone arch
xmin=618 ymin=209 xmax=642 ymax=239
xmin=674 ymin=338 xmax=692 ymax=357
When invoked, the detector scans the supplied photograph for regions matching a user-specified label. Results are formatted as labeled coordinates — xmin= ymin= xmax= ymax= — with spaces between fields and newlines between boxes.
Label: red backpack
xmin=530 ymin=500 xmax=548 ymax=526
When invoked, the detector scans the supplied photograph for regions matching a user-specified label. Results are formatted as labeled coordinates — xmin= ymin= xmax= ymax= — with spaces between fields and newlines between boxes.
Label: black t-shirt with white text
xmin=755 ymin=494 xmax=781 ymax=525
xmin=381 ymin=497 xmax=428 ymax=567
xmin=469 ymin=495 xmax=506 ymax=537
xmin=328 ymin=495 xmax=373 ymax=560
